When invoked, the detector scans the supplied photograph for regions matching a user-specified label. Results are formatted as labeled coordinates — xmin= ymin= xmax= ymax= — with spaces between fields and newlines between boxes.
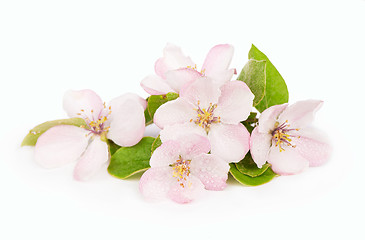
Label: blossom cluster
xmin=22 ymin=43 xmax=331 ymax=204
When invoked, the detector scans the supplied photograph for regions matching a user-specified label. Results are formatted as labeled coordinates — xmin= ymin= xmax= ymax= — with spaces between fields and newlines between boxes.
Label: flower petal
xmin=63 ymin=89 xmax=104 ymax=120
xmin=180 ymin=76 xmax=221 ymax=107
xmin=155 ymin=43 xmax=195 ymax=78
xmin=34 ymin=125 xmax=89 ymax=168
xmin=208 ymin=123 xmax=250 ymax=163
xmin=139 ymin=167 xmax=174 ymax=201
xmin=109 ymin=92 xmax=147 ymax=110
xmin=292 ymin=127 xmax=332 ymax=167
xmin=73 ymin=136 xmax=109 ymax=181
xmin=149 ymin=140 xmax=181 ymax=168
xmin=209 ymin=68 xmax=236 ymax=86
xmin=167 ymin=175 xmax=205 ymax=204
xmin=250 ymin=127 xmax=272 ymax=168
xmin=215 ymin=80 xmax=254 ymax=124
xmin=258 ymin=103 xmax=288 ymax=133
xmin=278 ymin=100 xmax=323 ymax=129
xmin=164 ymin=68 xmax=202 ymax=93
xmin=190 ymin=153 xmax=229 ymax=191
xmin=107 ymin=99 xmax=145 ymax=147
xmin=140 ymin=75 xmax=175 ymax=95
xmin=178 ymin=134 xmax=211 ymax=160
xmin=153 ymin=98 xmax=196 ymax=129
xmin=268 ymin=145 xmax=309 ymax=175
xmin=159 ymin=122 xmax=206 ymax=143
xmin=202 ymin=44 xmax=234 ymax=76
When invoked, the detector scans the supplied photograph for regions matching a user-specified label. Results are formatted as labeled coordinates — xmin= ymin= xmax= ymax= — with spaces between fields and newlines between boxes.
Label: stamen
xmin=193 ymin=101 xmax=220 ymax=131
xmin=272 ymin=120 xmax=300 ymax=152
xmin=171 ymin=156 xmax=191 ymax=188
xmin=76 ymin=104 xmax=112 ymax=135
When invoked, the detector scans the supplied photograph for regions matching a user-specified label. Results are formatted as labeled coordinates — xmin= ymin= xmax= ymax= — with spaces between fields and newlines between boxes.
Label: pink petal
xmin=164 ymin=68 xmax=202 ymax=93
xmin=278 ymin=100 xmax=323 ymax=129
xmin=258 ymin=103 xmax=288 ymax=134
xmin=149 ymin=140 xmax=181 ymax=168
xmin=109 ymin=93 xmax=147 ymax=110
xmin=208 ymin=123 xmax=250 ymax=163
xmin=159 ymin=122 xmax=207 ymax=143
xmin=190 ymin=153 xmax=229 ymax=191
xmin=250 ymin=127 xmax=272 ymax=168
xmin=178 ymin=134 xmax=211 ymax=160
xmin=140 ymin=75 xmax=175 ymax=95
xmin=107 ymin=99 xmax=145 ymax=147
xmin=292 ymin=127 xmax=332 ymax=167
xmin=268 ymin=145 xmax=309 ymax=175
xmin=180 ymin=76 xmax=221 ymax=108
xmin=155 ymin=43 xmax=195 ymax=78
xmin=215 ymin=80 xmax=254 ymax=124
xmin=202 ymin=44 xmax=234 ymax=77
xmin=73 ymin=136 xmax=109 ymax=181
xmin=63 ymin=89 xmax=104 ymax=120
xmin=209 ymin=68 xmax=236 ymax=86
xmin=153 ymin=98 xmax=196 ymax=129
xmin=139 ymin=167 xmax=175 ymax=201
xmin=167 ymin=175 xmax=205 ymax=204
xmin=34 ymin=125 xmax=89 ymax=168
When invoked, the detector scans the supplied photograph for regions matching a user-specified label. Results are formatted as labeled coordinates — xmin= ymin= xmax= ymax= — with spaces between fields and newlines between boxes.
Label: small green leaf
xmin=147 ymin=92 xmax=179 ymax=120
xmin=235 ymin=153 xmax=271 ymax=177
xmin=247 ymin=44 xmax=289 ymax=112
xmin=21 ymin=118 xmax=86 ymax=146
xmin=229 ymin=163 xmax=278 ymax=186
xmin=108 ymin=137 xmax=155 ymax=179
xmin=238 ymin=59 xmax=267 ymax=106
xmin=151 ymin=135 xmax=162 ymax=154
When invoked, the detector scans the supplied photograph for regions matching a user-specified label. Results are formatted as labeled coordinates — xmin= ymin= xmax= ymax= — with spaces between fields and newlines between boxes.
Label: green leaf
xmin=21 ymin=118 xmax=86 ymax=146
xmin=151 ymin=135 xmax=162 ymax=154
xmin=235 ymin=152 xmax=271 ymax=177
xmin=247 ymin=44 xmax=289 ymax=113
xmin=238 ymin=59 xmax=267 ymax=106
xmin=241 ymin=112 xmax=258 ymax=134
xmin=166 ymin=92 xmax=179 ymax=101
xmin=108 ymin=137 xmax=155 ymax=179
xmin=229 ymin=163 xmax=278 ymax=186
xmin=144 ymin=98 xmax=153 ymax=126
xmin=147 ymin=92 xmax=179 ymax=121
xmin=108 ymin=140 xmax=121 ymax=156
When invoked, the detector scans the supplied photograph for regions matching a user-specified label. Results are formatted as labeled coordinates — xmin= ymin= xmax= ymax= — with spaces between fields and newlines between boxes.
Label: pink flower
xmin=153 ymin=77 xmax=254 ymax=163
xmin=250 ymin=100 xmax=332 ymax=175
xmin=34 ymin=90 xmax=147 ymax=181
xmin=140 ymin=43 xmax=236 ymax=95
xmin=139 ymin=134 xmax=229 ymax=204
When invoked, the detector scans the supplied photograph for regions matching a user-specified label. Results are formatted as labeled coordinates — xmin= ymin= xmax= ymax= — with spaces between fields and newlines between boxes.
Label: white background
xmin=0 ymin=0 xmax=364 ymax=239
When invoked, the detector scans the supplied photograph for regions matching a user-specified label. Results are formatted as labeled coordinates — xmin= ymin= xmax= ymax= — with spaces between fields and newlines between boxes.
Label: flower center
xmin=170 ymin=156 xmax=191 ymax=188
xmin=272 ymin=120 xmax=300 ymax=152
xmin=191 ymin=101 xmax=220 ymax=131
xmin=78 ymin=103 xmax=112 ymax=136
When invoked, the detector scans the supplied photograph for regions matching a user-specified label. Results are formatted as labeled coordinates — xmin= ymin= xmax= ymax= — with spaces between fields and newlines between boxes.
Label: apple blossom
xmin=153 ymin=77 xmax=254 ymax=163
xmin=34 ymin=89 xmax=146 ymax=181
xmin=250 ymin=100 xmax=332 ymax=175
xmin=139 ymin=134 xmax=229 ymax=204
xmin=140 ymin=43 xmax=236 ymax=95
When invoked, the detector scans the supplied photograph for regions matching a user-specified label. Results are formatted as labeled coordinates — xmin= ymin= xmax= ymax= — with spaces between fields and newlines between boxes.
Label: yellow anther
xmin=272 ymin=122 xmax=299 ymax=152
